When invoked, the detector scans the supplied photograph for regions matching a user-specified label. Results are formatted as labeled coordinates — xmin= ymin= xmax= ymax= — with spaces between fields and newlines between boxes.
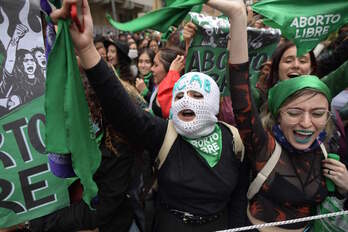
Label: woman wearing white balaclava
xmin=51 ymin=0 xmax=249 ymax=231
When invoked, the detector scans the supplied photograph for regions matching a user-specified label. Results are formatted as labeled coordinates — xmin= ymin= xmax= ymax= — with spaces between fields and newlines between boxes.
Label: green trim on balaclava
xmin=268 ymin=75 xmax=331 ymax=117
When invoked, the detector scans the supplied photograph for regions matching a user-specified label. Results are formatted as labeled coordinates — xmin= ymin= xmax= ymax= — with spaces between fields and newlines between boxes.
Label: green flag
xmin=106 ymin=0 xmax=207 ymax=33
xmin=45 ymin=20 xmax=101 ymax=207
xmin=164 ymin=0 xmax=176 ymax=6
xmin=0 ymin=53 xmax=3 ymax=67
xmin=252 ymin=0 xmax=348 ymax=56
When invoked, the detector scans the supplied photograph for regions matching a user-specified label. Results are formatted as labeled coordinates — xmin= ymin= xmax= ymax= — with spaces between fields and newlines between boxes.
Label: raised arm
xmin=223 ymin=0 xmax=274 ymax=163
xmin=3 ymin=24 xmax=28 ymax=75
xmin=50 ymin=0 xmax=167 ymax=156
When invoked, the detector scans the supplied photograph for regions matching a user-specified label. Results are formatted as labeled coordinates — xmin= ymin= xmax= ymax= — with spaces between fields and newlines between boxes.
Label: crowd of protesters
xmin=1 ymin=0 xmax=348 ymax=231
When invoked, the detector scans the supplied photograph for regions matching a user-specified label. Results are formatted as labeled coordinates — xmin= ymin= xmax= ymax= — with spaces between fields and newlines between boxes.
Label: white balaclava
xmin=170 ymin=72 xmax=220 ymax=139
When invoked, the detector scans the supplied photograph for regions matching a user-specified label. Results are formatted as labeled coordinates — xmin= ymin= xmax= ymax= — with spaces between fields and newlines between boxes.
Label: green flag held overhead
xmin=252 ymin=0 xmax=348 ymax=56
xmin=106 ymin=0 xmax=206 ymax=33
xmin=45 ymin=20 xmax=101 ymax=207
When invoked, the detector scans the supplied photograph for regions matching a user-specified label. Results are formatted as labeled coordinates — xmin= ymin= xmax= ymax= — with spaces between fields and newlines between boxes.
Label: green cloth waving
xmin=106 ymin=0 xmax=206 ymax=33
xmin=45 ymin=20 xmax=101 ymax=207
xmin=252 ymin=0 xmax=348 ymax=56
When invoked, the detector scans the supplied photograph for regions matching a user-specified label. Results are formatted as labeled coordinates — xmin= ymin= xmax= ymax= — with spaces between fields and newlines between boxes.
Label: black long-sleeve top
xmin=85 ymin=59 xmax=248 ymax=227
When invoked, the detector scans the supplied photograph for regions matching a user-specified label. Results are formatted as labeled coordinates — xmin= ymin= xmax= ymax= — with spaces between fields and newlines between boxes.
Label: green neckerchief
xmin=252 ymin=0 xmax=348 ymax=56
xmin=141 ymin=72 xmax=152 ymax=97
xmin=116 ymin=67 xmax=120 ymax=77
xmin=141 ymin=87 xmax=149 ymax=98
xmin=183 ymin=125 xmax=222 ymax=167
xmin=143 ymin=72 xmax=152 ymax=87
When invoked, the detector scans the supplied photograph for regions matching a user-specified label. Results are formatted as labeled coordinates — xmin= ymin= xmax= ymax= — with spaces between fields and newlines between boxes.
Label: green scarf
xmin=143 ymin=72 xmax=152 ymax=87
xmin=268 ymin=75 xmax=331 ymax=117
xmin=252 ymin=0 xmax=348 ymax=56
xmin=45 ymin=20 xmax=101 ymax=208
xmin=106 ymin=0 xmax=206 ymax=33
xmin=184 ymin=125 xmax=222 ymax=167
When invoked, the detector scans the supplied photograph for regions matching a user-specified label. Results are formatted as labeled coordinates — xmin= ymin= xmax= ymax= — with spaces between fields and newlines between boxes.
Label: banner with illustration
xmin=185 ymin=12 xmax=281 ymax=95
xmin=0 ymin=0 xmax=70 ymax=228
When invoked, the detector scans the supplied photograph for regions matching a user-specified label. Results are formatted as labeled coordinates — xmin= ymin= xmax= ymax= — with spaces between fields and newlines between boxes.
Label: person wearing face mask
xmin=230 ymin=59 xmax=348 ymax=230
xmin=50 ymin=0 xmax=249 ymax=231
xmin=128 ymin=42 xmax=139 ymax=78
xmin=128 ymin=42 xmax=138 ymax=60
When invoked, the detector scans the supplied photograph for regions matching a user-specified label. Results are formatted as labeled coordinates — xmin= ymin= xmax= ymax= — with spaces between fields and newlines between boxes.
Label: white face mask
xmin=128 ymin=49 xmax=138 ymax=59
xmin=130 ymin=64 xmax=138 ymax=78
xmin=170 ymin=72 xmax=220 ymax=139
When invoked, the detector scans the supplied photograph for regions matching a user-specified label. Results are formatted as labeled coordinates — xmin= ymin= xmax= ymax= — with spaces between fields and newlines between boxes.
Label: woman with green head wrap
xmin=229 ymin=68 xmax=348 ymax=230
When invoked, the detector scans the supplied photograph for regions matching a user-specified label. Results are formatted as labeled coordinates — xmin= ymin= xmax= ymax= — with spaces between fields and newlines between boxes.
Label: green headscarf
xmin=268 ymin=75 xmax=331 ymax=117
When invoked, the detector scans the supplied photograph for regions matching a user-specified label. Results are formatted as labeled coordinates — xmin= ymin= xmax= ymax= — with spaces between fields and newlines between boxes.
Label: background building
xmin=89 ymin=0 xmax=154 ymax=36
xmin=89 ymin=0 xmax=221 ymax=37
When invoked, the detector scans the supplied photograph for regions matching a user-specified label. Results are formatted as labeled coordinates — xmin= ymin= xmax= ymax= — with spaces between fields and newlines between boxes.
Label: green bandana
xmin=45 ymin=20 xmax=101 ymax=208
xmin=252 ymin=0 xmax=348 ymax=56
xmin=184 ymin=125 xmax=222 ymax=167
xmin=106 ymin=0 xmax=206 ymax=33
xmin=268 ymin=75 xmax=332 ymax=117
xmin=143 ymin=72 xmax=152 ymax=87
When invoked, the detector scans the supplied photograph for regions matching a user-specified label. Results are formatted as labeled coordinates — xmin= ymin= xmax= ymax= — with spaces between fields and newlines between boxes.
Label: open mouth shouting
xmin=25 ymin=65 xmax=35 ymax=74
xmin=178 ymin=109 xmax=196 ymax=122
xmin=287 ymin=72 xmax=300 ymax=78
xmin=293 ymin=130 xmax=314 ymax=144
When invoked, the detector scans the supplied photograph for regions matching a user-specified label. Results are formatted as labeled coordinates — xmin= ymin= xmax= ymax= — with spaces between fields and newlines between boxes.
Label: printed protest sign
xmin=185 ymin=13 xmax=230 ymax=96
xmin=252 ymin=0 xmax=348 ymax=56
xmin=0 ymin=0 xmax=70 ymax=228
xmin=248 ymin=27 xmax=280 ymax=87
xmin=185 ymin=12 xmax=281 ymax=94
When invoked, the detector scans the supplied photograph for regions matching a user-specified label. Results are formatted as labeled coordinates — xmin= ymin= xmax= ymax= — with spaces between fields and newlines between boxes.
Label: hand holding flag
xmin=46 ymin=0 xmax=101 ymax=208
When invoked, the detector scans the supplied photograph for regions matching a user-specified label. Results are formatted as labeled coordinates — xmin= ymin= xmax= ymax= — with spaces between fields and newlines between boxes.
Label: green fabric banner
xmin=0 ymin=97 xmax=70 ymax=228
xmin=252 ymin=0 xmax=348 ymax=56
xmin=106 ymin=0 xmax=206 ymax=33
xmin=185 ymin=13 xmax=231 ymax=96
xmin=0 ymin=0 xmax=69 ymax=228
xmin=45 ymin=20 xmax=101 ymax=208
